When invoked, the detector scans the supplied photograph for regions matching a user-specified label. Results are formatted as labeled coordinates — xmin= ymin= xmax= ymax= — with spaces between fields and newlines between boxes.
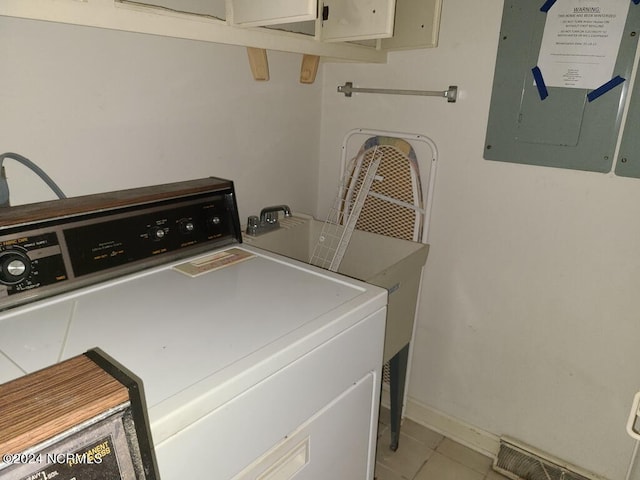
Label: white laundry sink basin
xmin=243 ymin=214 xmax=429 ymax=363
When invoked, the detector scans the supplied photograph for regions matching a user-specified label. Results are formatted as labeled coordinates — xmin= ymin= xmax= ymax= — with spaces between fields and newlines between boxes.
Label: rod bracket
xmin=337 ymin=81 xmax=354 ymax=97
xmin=445 ymin=85 xmax=458 ymax=103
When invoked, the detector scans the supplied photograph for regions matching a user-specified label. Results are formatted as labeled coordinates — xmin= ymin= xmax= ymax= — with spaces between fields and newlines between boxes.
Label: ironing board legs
xmin=389 ymin=343 xmax=410 ymax=451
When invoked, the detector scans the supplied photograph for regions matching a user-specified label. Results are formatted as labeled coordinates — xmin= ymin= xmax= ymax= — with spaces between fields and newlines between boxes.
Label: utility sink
xmin=243 ymin=214 xmax=429 ymax=363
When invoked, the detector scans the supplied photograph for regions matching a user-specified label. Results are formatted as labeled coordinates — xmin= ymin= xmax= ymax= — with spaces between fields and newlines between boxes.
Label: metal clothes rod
xmin=337 ymin=82 xmax=458 ymax=103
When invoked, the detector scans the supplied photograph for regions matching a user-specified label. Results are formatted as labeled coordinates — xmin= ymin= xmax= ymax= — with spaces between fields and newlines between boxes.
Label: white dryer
xmin=0 ymin=178 xmax=387 ymax=479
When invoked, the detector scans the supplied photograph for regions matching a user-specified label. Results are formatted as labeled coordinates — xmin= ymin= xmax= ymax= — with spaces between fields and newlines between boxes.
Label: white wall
xmin=0 ymin=16 xmax=320 ymax=221
xmin=319 ymin=1 xmax=640 ymax=479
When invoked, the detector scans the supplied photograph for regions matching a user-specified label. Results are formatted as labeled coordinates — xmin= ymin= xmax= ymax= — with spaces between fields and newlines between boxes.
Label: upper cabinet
xmin=227 ymin=0 xmax=398 ymax=42
xmin=0 ymin=0 xmax=441 ymax=62
xmin=227 ymin=0 xmax=437 ymax=46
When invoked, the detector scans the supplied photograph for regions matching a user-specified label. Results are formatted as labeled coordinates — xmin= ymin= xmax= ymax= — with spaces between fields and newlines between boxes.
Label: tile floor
xmin=375 ymin=407 xmax=509 ymax=480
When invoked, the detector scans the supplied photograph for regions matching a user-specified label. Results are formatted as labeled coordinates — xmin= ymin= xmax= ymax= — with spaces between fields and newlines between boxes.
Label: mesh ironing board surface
xmin=343 ymin=136 xmax=424 ymax=242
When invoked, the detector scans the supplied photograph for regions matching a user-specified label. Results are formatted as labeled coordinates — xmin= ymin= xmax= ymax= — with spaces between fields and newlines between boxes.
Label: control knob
xmin=149 ymin=226 xmax=166 ymax=241
xmin=179 ymin=219 xmax=195 ymax=234
xmin=206 ymin=215 xmax=224 ymax=236
xmin=0 ymin=249 xmax=32 ymax=285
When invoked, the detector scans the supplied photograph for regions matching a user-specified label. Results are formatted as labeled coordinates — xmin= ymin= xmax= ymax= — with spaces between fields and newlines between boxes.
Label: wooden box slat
xmin=0 ymin=355 xmax=129 ymax=455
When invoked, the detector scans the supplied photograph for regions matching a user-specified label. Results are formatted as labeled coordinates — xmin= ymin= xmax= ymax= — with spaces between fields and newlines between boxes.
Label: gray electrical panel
xmin=616 ymin=55 xmax=640 ymax=178
xmin=484 ymin=1 xmax=640 ymax=173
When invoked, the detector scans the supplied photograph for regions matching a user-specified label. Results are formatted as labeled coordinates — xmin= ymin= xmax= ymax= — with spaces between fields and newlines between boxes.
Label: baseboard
xmin=402 ymin=396 xmax=501 ymax=459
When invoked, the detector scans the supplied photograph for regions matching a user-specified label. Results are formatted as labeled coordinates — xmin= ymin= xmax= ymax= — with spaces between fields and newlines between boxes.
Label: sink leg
xmin=389 ymin=343 xmax=409 ymax=451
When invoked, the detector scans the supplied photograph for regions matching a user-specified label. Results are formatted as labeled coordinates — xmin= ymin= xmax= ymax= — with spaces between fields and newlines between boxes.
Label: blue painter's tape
xmin=587 ymin=76 xmax=625 ymax=102
xmin=540 ymin=0 xmax=557 ymax=12
xmin=532 ymin=66 xmax=548 ymax=100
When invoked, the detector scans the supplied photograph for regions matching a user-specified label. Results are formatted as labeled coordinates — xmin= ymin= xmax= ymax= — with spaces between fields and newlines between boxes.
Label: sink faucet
xmin=260 ymin=205 xmax=292 ymax=224
xmin=246 ymin=205 xmax=292 ymax=236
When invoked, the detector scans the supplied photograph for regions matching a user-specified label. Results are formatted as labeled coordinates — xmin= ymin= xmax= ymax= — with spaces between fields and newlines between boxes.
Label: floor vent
xmin=494 ymin=438 xmax=597 ymax=480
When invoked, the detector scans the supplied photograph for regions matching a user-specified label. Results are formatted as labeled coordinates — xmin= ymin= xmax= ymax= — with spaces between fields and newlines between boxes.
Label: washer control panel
xmin=64 ymin=197 xmax=233 ymax=277
xmin=0 ymin=178 xmax=242 ymax=311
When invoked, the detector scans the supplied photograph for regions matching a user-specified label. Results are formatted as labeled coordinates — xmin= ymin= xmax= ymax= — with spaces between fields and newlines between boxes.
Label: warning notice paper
xmin=537 ymin=0 xmax=629 ymax=89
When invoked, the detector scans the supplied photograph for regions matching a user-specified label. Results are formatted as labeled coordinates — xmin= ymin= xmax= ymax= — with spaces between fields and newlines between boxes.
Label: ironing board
xmin=343 ymin=135 xmax=425 ymax=241
xmin=340 ymin=129 xmax=436 ymax=451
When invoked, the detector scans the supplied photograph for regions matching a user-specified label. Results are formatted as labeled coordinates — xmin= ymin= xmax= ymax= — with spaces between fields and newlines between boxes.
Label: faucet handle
xmin=247 ymin=215 xmax=259 ymax=228
xmin=245 ymin=215 xmax=260 ymax=235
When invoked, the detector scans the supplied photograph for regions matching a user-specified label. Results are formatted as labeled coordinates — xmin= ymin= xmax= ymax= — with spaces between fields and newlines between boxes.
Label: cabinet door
xmin=381 ymin=0 xmax=441 ymax=50
xmin=320 ymin=0 xmax=396 ymax=42
xmin=229 ymin=0 xmax=317 ymax=27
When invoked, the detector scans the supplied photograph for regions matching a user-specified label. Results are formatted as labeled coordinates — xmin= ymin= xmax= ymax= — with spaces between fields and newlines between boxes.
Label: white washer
xmin=0 ymin=179 xmax=387 ymax=479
